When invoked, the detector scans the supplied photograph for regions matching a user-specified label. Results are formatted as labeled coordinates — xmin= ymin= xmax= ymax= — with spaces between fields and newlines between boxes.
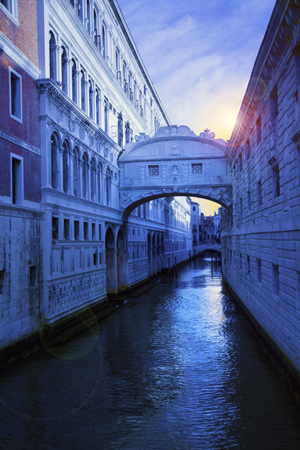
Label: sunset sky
xmin=117 ymin=0 xmax=276 ymax=214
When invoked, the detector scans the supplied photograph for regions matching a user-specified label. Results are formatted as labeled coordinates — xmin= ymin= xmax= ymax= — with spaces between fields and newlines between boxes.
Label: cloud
xmin=117 ymin=0 xmax=276 ymax=140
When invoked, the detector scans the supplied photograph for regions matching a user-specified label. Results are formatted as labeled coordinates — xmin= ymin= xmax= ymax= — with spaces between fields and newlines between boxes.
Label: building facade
xmin=222 ymin=0 xmax=300 ymax=377
xmin=0 ymin=0 xmax=193 ymax=359
xmin=0 ymin=0 xmax=43 ymax=349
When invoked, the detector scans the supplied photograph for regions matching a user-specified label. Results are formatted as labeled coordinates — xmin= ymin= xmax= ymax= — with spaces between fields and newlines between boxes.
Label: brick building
xmin=0 ymin=0 xmax=42 ymax=349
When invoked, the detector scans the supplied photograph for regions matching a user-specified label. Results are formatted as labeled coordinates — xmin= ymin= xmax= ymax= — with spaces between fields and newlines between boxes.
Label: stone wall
xmin=223 ymin=0 xmax=300 ymax=375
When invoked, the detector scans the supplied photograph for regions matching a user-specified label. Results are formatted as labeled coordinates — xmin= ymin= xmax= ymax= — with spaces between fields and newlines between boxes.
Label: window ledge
xmin=0 ymin=2 xmax=19 ymax=27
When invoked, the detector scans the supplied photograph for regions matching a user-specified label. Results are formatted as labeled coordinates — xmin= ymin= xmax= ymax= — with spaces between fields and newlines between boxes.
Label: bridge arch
xmin=118 ymin=126 xmax=232 ymax=220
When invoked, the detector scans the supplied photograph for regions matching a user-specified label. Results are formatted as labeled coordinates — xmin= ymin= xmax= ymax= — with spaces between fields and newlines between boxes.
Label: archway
xmin=105 ymin=227 xmax=115 ymax=294
xmin=117 ymin=229 xmax=126 ymax=292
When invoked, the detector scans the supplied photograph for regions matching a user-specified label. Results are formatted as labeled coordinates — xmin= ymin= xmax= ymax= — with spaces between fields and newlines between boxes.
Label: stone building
xmin=0 ymin=0 xmax=42 ymax=349
xmin=0 ymin=0 xmax=193 ymax=357
xmin=222 ymin=0 xmax=300 ymax=378
xmin=190 ymin=201 xmax=202 ymax=247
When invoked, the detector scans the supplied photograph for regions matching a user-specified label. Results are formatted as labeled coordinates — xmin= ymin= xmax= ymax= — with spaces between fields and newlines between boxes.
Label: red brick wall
xmin=0 ymin=0 xmax=38 ymax=66
xmin=0 ymin=139 xmax=41 ymax=203
xmin=0 ymin=53 xmax=40 ymax=148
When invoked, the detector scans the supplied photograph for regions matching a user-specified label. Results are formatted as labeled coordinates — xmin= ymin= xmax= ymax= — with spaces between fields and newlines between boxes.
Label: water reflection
xmin=0 ymin=258 xmax=300 ymax=449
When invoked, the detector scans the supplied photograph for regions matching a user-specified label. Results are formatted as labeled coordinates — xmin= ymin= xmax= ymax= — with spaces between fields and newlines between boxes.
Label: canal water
xmin=1 ymin=258 xmax=300 ymax=449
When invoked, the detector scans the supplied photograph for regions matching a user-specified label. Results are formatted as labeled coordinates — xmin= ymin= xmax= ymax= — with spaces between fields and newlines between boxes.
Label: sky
xmin=117 ymin=0 xmax=276 ymax=214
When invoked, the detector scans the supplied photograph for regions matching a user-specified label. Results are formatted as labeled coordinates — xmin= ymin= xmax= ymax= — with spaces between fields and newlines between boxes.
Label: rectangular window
xmin=11 ymin=156 xmax=22 ymax=205
xmin=74 ymin=220 xmax=80 ymax=240
xmin=272 ymin=165 xmax=280 ymax=198
xmin=257 ymin=258 xmax=261 ymax=282
xmin=191 ymin=163 xmax=203 ymax=175
xmin=29 ymin=266 xmax=36 ymax=286
xmin=0 ymin=270 xmax=4 ymax=294
xmin=257 ymin=180 xmax=262 ymax=206
xmin=52 ymin=217 xmax=59 ymax=240
xmin=272 ymin=264 xmax=279 ymax=294
xmin=256 ymin=116 xmax=261 ymax=143
xmin=247 ymin=190 xmax=251 ymax=210
xmin=1 ymin=0 xmax=12 ymax=13
xmin=99 ymin=252 xmax=102 ymax=264
xmin=99 ymin=224 xmax=101 ymax=240
xmin=64 ymin=219 xmax=70 ymax=240
xmin=84 ymin=221 xmax=88 ymax=240
xmin=148 ymin=165 xmax=159 ymax=177
xmin=93 ymin=252 xmax=97 ymax=266
xmin=92 ymin=223 xmax=96 ymax=240
xmin=9 ymin=68 xmax=22 ymax=122
xmin=270 ymin=85 xmax=278 ymax=124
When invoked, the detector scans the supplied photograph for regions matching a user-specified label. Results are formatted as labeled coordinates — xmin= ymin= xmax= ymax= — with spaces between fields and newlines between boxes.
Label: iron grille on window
xmin=148 ymin=165 xmax=159 ymax=177
xmin=191 ymin=163 xmax=203 ymax=175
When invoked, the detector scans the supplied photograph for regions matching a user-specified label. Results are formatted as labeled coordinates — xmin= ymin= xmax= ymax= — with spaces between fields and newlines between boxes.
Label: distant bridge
xmin=192 ymin=244 xmax=222 ymax=255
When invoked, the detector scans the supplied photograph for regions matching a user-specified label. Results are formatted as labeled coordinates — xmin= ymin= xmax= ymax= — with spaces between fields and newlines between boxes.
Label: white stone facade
xmin=222 ymin=0 xmax=300 ymax=376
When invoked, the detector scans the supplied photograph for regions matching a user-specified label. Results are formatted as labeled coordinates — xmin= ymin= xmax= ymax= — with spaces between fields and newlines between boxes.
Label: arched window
xmin=96 ymin=89 xmax=101 ymax=126
xmin=89 ymin=80 xmax=93 ymax=119
xmin=72 ymin=59 xmax=77 ymax=102
xmin=73 ymin=147 xmax=79 ymax=196
xmin=87 ymin=0 xmax=91 ymax=33
xmin=97 ymin=162 xmax=102 ymax=203
xmin=78 ymin=0 xmax=83 ymax=21
xmin=102 ymin=26 xmax=106 ymax=59
xmin=82 ymin=152 xmax=88 ymax=199
xmin=81 ymin=70 xmax=85 ymax=111
xmin=62 ymin=140 xmax=69 ymax=193
xmin=61 ymin=46 xmax=68 ymax=93
xmin=123 ymin=61 xmax=127 ymax=92
xmin=49 ymin=31 xmax=56 ymax=80
xmin=94 ymin=9 xmax=98 ymax=47
xmin=51 ymin=133 xmax=59 ymax=189
xmin=104 ymin=98 xmax=109 ymax=134
xmin=106 ymin=167 xmax=110 ymax=206
xmin=90 ymin=158 xmax=96 ymax=201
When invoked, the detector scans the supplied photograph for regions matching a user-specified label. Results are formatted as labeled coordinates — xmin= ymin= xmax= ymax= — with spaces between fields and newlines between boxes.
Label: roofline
xmin=108 ymin=0 xmax=170 ymax=127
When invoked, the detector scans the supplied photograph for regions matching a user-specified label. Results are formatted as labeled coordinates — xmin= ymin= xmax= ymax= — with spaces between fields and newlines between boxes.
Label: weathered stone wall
xmin=0 ymin=206 xmax=42 ymax=347
xmin=223 ymin=0 xmax=300 ymax=375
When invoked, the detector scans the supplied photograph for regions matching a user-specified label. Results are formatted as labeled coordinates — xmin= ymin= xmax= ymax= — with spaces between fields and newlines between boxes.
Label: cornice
xmin=227 ymin=0 xmax=297 ymax=159
xmin=37 ymin=78 xmax=120 ymax=159
xmin=0 ymin=128 xmax=41 ymax=155
xmin=0 ymin=31 xmax=41 ymax=79
xmin=107 ymin=0 xmax=170 ymax=126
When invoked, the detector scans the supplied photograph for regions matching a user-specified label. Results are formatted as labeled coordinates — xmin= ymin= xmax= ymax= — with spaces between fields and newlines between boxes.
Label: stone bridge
xmin=118 ymin=126 xmax=232 ymax=219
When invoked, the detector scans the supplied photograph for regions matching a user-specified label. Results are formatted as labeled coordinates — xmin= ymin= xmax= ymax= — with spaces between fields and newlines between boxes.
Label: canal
xmin=1 ymin=258 xmax=300 ymax=449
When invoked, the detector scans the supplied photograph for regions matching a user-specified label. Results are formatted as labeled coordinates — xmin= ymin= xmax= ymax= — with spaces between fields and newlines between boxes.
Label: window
xmin=82 ymin=152 xmax=88 ymax=199
xmin=52 ymin=217 xmax=59 ymax=240
xmin=96 ymin=89 xmax=101 ymax=125
xmin=99 ymin=253 xmax=102 ymax=264
xmin=257 ymin=258 xmax=261 ymax=282
xmin=270 ymin=85 xmax=278 ymax=125
xmin=99 ymin=224 xmax=101 ymax=240
xmin=106 ymin=168 xmax=110 ymax=206
xmin=193 ymin=207 xmax=196 ymax=211
xmin=148 ymin=165 xmax=159 ymax=177
xmin=247 ymin=190 xmax=251 ymax=210
xmin=11 ymin=155 xmax=23 ymax=205
xmin=51 ymin=133 xmax=59 ymax=189
xmin=29 ymin=266 xmax=36 ymax=286
xmin=272 ymin=264 xmax=279 ymax=294
xmin=272 ymin=165 xmax=280 ymax=198
xmin=73 ymin=147 xmax=79 ymax=196
xmin=0 ymin=270 xmax=4 ymax=294
xmin=89 ymin=80 xmax=93 ymax=119
xmin=81 ymin=70 xmax=85 ymax=111
xmin=9 ymin=68 xmax=22 ymax=122
xmin=84 ymin=221 xmax=88 ymax=240
xmin=64 ymin=219 xmax=69 ymax=240
xmin=61 ymin=46 xmax=68 ymax=93
xmin=92 ymin=223 xmax=96 ymax=240
xmin=49 ymin=32 xmax=56 ymax=81
xmin=191 ymin=163 xmax=203 ymax=175
xmin=97 ymin=163 xmax=102 ymax=203
xmin=63 ymin=141 xmax=69 ymax=193
xmin=256 ymin=116 xmax=261 ymax=143
xmin=257 ymin=180 xmax=262 ymax=206
xmin=102 ymin=25 xmax=106 ymax=59
xmin=90 ymin=158 xmax=96 ymax=201
xmin=72 ymin=59 xmax=77 ymax=103
xmin=247 ymin=255 xmax=250 ymax=276
xmin=74 ymin=220 xmax=80 ymax=240
xmin=1 ymin=0 xmax=12 ymax=13
xmin=93 ymin=252 xmax=97 ymax=266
